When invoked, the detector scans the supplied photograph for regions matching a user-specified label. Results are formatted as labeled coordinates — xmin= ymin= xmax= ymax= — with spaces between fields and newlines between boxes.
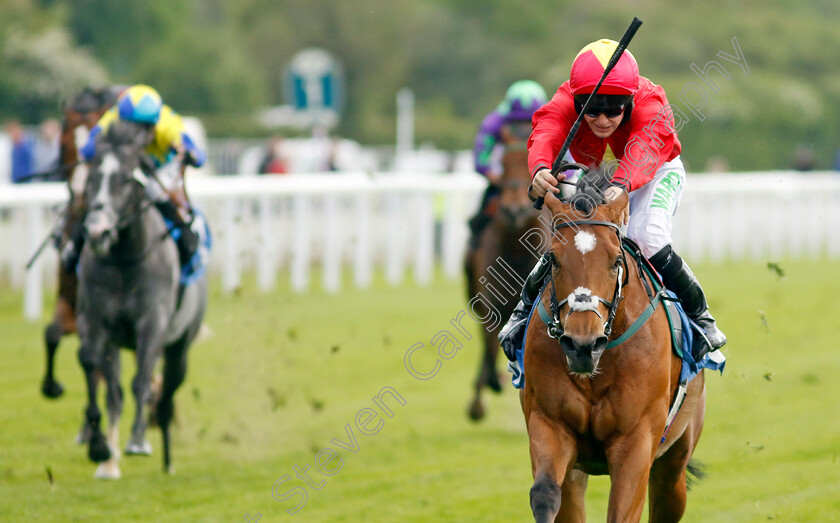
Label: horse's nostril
xmin=559 ymin=335 xmax=577 ymax=355
xmin=560 ymin=334 xmax=608 ymax=356
xmin=593 ymin=336 xmax=608 ymax=354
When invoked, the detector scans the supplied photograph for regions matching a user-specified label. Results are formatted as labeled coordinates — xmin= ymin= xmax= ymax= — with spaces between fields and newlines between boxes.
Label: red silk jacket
xmin=528 ymin=76 xmax=681 ymax=192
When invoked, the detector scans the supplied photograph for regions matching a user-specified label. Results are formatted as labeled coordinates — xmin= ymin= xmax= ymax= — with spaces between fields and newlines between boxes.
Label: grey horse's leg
xmin=95 ymin=346 xmax=124 ymax=479
xmin=158 ymin=337 xmax=190 ymax=474
xmin=77 ymin=338 xmax=109 ymax=463
xmin=125 ymin=323 xmax=167 ymax=455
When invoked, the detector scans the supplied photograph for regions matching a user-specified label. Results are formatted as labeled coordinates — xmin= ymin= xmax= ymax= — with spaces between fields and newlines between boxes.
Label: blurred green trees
xmin=1 ymin=0 xmax=839 ymax=170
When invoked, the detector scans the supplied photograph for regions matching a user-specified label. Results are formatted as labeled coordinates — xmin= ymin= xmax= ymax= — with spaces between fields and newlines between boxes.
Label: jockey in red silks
xmin=499 ymin=39 xmax=726 ymax=363
xmin=467 ymin=80 xmax=548 ymax=248
xmin=61 ymin=84 xmax=207 ymax=271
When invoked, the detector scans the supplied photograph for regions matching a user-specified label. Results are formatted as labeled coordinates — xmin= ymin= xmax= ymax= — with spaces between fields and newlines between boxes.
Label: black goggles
xmin=574 ymin=94 xmax=633 ymax=118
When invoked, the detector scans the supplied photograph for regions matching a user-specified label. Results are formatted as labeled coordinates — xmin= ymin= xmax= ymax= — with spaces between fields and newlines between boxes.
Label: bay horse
xmin=41 ymin=85 xmax=123 ymax=399
xmin=522 ymin=179 xmax=706 ymax=521
xmin=76 ymin=120 xmax=207 ymax=478
xmin=466 ymin=121 xmax=547 ymax=421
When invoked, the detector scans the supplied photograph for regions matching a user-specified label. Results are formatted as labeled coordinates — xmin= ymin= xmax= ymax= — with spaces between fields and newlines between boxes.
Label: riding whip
xmin=533 ymin=16 xmax=643 ymax=210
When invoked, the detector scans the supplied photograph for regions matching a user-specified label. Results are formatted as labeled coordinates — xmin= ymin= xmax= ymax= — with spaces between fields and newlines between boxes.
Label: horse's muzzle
xmin=85 ymin=208 xmax=118 ymax=256
xmin=559 ymin=334 xmax=609 ymax=375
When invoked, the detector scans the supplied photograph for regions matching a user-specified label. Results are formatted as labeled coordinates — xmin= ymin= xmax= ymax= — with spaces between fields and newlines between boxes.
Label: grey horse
xmin=76 ymin=120 xmax=208 ymax=478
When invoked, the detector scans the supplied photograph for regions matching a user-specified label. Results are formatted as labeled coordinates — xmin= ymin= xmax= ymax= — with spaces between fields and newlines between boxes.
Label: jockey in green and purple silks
xmin=467 ymin=80 xmax=548 ymax=247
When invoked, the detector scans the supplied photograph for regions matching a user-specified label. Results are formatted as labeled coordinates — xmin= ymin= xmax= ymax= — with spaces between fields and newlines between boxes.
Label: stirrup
xmin=693 ymin=310 xmax=727 ymax=351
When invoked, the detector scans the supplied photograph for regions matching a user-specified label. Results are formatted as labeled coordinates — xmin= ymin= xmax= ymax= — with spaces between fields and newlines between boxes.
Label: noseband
xmin=544 ymin=220 xmax=627 ymax=340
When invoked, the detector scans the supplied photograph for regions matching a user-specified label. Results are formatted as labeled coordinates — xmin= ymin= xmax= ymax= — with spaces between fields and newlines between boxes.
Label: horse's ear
xmin=135 ymin=126 xmax=154 ymax=149
xmin=603 ymin=189 xmax=629 ymax=225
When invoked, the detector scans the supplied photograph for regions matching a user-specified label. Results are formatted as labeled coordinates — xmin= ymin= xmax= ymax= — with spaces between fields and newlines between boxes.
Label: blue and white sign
xmin=284 ymin=48 xmax=344 ymax=128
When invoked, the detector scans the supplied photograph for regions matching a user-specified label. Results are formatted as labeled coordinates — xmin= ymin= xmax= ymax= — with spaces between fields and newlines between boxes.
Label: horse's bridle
xmin=86 ymin=153 xmax=171 ymax=263
xmin=544 ymin=219 xmax=628 ymax=340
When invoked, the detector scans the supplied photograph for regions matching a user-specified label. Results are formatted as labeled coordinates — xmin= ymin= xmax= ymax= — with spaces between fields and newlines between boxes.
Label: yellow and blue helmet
xmin=117 ymin=84 xmax=163 ymax=124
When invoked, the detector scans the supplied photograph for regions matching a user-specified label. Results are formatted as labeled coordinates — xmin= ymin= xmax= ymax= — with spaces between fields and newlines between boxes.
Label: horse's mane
xmin=570 ymin=167 xmax=610 ymax=215
xmin=100 ymin=120 xmax=150 ymax=152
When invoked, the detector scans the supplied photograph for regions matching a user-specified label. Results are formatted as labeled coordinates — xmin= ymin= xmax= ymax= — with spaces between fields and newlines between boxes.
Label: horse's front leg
xmin=125 ymin=321 xmax=166 ymax=456
xmin=95 ymin=345 xmax=123 ymax=479
xmin=468 ymin=329 xmax=500 ymax=421
xmin=526 ymin=408 xmax=578 ymax=523
xmin=605 ymin=429 xmax=658 ymax=523
xmin=76 ymin=325 xmax=110 ymax=465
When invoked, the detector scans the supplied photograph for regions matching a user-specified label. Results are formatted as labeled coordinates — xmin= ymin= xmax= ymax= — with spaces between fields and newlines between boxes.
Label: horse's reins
xmin=543 ymin=219 xmax=627 ymax=341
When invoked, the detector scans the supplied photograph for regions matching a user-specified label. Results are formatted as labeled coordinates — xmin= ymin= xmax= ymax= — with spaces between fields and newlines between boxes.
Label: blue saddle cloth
xmin=662 ymin=290 xmax=726 ymax=383
xmin=166 ymin=208 xmax=212 ymax=286
xmin=509 ymin=286 xmax=725 ymax=390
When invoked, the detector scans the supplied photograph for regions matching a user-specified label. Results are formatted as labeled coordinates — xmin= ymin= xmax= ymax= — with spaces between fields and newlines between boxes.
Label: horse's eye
xmin=612 ymin=257 xmax=621 ymax=270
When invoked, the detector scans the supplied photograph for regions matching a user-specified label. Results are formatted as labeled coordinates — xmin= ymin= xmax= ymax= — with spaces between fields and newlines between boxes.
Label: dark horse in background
xmin=41 ymin=86 xmax=123 ymax=399
xmin=522 ymin=182 xmax=706 ymax=522
xmin=465 ymin=121 xmax=547 ymax=421
xmin=76 ymin=120 xmax=207 ymax=478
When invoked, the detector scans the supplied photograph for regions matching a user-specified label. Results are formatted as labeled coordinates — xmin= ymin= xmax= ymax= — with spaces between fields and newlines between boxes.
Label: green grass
xmin=2 ymin=259 xmax=840 ymax=522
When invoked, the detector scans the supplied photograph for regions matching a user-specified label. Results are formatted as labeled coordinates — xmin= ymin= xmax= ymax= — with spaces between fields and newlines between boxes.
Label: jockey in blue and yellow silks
xmin=62 ymin=84 xmax=207 ymax=271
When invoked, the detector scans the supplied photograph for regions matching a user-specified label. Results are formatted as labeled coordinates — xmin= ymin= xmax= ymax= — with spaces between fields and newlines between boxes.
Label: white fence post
xmin=257 ymin=194 xmax=275 ymax=292
xmin=291 ymin=193 xmax=310 ymax=292
xmin=24 ymin=204 xmax=43 ymax=320
xmin=322 ymin=194 xmax=341 ymax=293
xmin=413 ymin=191 xmax=434 ymax=285
xmin=385 ymin=192 xmax=404 ymax=286
xmin=222 ymin=198 xmax=240 ymax=293
xmin=353 ymin=190 xmax=372 ymax=288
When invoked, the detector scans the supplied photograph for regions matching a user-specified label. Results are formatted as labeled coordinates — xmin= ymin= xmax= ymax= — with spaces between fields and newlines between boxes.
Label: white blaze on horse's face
xmin=86 ymin=152 xmax=121 ymax=255
xmin=575 ymin=231 xmax=597 ymax=255
xmin=95 ymin=153 xmax=120 ymax=207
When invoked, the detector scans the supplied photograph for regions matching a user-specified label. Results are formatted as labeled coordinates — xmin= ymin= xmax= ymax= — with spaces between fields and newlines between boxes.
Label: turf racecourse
xmin=2 ymin=259 xmax=840 ymax=522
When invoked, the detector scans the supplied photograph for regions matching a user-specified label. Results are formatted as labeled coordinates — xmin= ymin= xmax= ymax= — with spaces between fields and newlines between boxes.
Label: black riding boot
xmin=155 ymin=200 xmax=198 ymax=266
xmin=498 ymin=251 xmax=554 ymax=361
xmin=649 ymin=245 xmax=727 ymax=351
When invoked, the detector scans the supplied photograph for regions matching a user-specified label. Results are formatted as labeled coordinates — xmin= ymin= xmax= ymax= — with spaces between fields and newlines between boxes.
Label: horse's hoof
xmin=125 ymin=441 xmax=152 ymax=456
xmin=94 ymin=463 xmax=122 ymax=480
xmin=41 ymin=379 xmax=65 ymax=399
xmin=88 ymin=434 xmax=111 ymax=462
xmin=467 ymin=400 xmax=485 ymax=422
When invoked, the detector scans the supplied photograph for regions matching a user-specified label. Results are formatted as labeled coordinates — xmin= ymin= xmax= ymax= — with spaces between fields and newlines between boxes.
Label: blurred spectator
xmin=792 ymin=144 xmax=816 ymax=171
xmin=33 ymin=118 xmax=61 ymax=178
xmin=5 ymin=120 xmax=34 ymax=183
xmin=833 ymin=148 xmax=840 ymax=171
xmin=704 ymin=155 xmax=730 ymax=173
xmin=259 ymin=135 xmax=288 ymax=174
